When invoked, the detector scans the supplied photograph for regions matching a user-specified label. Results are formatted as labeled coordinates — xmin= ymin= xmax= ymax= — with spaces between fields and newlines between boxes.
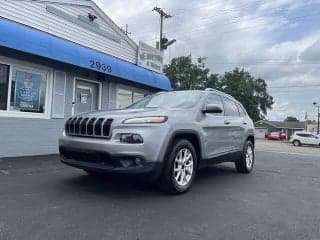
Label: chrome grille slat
xmin=80 ymin=118 xmax=89 ymax=135
xmin=74 ymin=118 xmax=82 ymax=134
xmin=65 ymin=117 xmax=113 ymax=139
xmin=94 ymin=118 xmax=104 ymax=136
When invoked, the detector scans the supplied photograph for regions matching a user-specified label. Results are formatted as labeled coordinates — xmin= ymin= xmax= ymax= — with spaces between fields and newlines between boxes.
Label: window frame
xmin=115 ymin=84 xmax=146 ymax=109
xmin=206 ymin=93 xmax=224 ymax=115
xmin=72 ymin=77 xmax=102 ymax=115
xmin=0 ymin=59 xmax=53 ymax=119
xmin=0 ymin=63 xmax=10 ymax=111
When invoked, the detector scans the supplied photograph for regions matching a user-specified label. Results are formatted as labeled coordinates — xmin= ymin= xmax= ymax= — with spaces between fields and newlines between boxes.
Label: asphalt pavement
xmin=0 ymin=149 xmax=319 ymax=240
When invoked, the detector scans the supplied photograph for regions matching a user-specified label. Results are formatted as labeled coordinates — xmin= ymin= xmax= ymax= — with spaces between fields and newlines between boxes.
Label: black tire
xmin=293 ymin=140 xmax=301 ymax=146
xmin=235 ymin=141 xmax=254 ymax=174
xmin=159 ymin=139 xmax=198 ymax=194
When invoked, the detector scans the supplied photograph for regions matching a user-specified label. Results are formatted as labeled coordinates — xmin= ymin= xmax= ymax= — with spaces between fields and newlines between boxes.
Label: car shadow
xmin=57 ymin=164 xmax=239 ymax=198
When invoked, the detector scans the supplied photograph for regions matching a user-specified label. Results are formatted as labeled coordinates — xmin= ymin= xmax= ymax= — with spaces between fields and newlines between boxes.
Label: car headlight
xmin=122 ymin=116 xmax=167 ymax=124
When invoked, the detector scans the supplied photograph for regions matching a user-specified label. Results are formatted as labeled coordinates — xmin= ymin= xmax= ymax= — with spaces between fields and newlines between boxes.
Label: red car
xmin=266 ymin=132 xmax=287 ymax=140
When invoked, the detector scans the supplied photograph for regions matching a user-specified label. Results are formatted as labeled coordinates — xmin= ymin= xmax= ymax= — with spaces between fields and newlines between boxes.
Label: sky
xmin=94 ymin=0 xmax=320 ymax=121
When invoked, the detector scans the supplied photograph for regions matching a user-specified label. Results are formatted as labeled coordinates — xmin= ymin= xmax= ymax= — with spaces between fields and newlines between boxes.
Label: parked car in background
xmin=59 ymin=89 xmax=255 ymax=194
xmin=289 ymin=132 xmax=320 ymax=146
xmin=267 ymin=132 xmax=286 ymax=141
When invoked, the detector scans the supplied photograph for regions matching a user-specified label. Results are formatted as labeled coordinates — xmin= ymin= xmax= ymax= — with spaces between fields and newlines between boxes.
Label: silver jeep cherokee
xmin=59 ymin=89 xmax=255 ymax=194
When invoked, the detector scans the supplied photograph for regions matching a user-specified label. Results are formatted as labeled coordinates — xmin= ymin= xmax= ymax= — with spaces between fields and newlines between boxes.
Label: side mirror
xmin=202 ymin=104 xmax=223 ymax=114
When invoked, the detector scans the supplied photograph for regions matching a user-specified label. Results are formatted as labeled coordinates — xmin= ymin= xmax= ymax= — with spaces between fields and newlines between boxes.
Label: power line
xmin=268 ymin=84 xmax=320 ymax=89
xmin=133 ymin=1 xmax=318 ymax=36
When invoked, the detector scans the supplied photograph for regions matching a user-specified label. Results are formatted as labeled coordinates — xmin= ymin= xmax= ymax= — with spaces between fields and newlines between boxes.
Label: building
xmin=0 ymin=0 xmax=171 ymax=158
xmin=307 ymin=123 xmax=319 ymax=135
xmin=254 ymin=120 xmax=306 ymax=139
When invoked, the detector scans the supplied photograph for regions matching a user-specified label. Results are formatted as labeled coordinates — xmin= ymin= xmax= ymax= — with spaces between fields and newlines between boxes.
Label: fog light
xmin=135 ymin=157 xmax=142 ymax=166
xmin=120 ymin=134 xmax=143 ymax=144
xmin=120 ymin=159 xmax=134 ymax=168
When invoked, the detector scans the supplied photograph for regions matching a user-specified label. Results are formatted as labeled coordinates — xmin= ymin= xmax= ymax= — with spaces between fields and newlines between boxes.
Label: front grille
xmin=65 ymin=117 xmax=113 ymax=139
xmin=60 ymin=147 xmax=119 ymax=167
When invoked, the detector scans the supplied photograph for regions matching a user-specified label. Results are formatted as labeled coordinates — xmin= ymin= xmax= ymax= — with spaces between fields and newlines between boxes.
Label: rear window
xmin=237 ymin=103 xmax=247 ymax=117
xmin=223 ymin=97 xmax=239 ymax=117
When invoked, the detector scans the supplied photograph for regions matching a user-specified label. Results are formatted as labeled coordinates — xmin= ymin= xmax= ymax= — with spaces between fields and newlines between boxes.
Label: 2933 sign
xmin=90 ymin=60 xmax=112 ymax=73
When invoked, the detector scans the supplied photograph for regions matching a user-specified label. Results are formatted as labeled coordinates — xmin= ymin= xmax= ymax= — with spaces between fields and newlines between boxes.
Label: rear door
xmin=201 ymin=93 xmax=230 ymax=157
xmin=306 ymin=134 xmax=319 ymax=145
xmin=222 ymin=97 xmax=245 ymax=152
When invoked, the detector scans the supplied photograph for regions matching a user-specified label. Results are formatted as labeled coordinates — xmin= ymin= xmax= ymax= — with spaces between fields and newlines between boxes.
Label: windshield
xmin=127 ymin=91 xmax=202 ymax=109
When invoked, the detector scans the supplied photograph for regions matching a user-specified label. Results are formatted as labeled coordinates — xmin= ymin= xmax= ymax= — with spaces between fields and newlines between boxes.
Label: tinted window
xmin=237 ymin=103 xmax=246 ymax=117
xmin=297 ymin=133 xmax=313 ymax=138
xmin=223 ymin=97 xmax=240 ymax=117
xmin=206 ymin=93 xmax=224 ymax=114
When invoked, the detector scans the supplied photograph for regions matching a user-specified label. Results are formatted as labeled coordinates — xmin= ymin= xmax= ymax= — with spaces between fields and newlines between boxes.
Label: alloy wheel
xmin=245 ymin=145 xmax=254 ymax=169
xmin=173 ymin=148 xmax=194 ymax=187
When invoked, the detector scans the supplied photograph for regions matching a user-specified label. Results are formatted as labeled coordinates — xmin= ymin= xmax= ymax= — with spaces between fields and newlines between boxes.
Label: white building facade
xmin=0 ymin=0 xmax=171 ymax=157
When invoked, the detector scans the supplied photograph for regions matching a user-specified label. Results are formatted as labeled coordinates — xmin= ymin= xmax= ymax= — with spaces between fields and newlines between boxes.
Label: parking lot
xmin=0 ymin=141 xmax=320 ymax=240
xmin=256 ymin=139 xmax=320 ymax=156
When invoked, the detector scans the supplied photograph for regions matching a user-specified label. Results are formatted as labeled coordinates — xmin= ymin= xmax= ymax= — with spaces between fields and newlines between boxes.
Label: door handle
xmin=224 ymin=120 xmax=231 ymax=125
xmin=242 ymin=122 xmax=248 ymax=125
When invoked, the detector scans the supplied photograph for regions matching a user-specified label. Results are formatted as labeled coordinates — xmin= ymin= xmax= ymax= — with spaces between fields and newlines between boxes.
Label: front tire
xmin=159 ymin=139 xmax=198 ymax=194
xmin=235 ymin=141 xmax=254 ymax=174
xmin=293 ymin=140 xmax=301 ymax=146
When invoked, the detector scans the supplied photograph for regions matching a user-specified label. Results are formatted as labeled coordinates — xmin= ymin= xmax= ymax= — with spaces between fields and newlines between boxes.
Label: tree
xmin=217 ymin=68 xmax=274 ymax=121
xmin=285 ymin=116 xmax=299 ymax=122
xmin=164 ymin=56 xmax=274 ymax=122
xmin=164 ymin=55 xmax=218 ymax=90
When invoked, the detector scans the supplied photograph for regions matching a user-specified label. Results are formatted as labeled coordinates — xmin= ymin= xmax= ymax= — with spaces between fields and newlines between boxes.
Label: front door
xmin=201 ymin=93 xmax=231 ymax=158
xmin=74 ymin=79 xmax=100 ymax=114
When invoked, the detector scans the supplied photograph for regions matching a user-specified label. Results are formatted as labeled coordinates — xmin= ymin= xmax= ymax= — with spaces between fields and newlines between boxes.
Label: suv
xmin=59 ymin=89 xmax=255 ymax=194
xmin=289 ymin=132 xmax=320 ymax=146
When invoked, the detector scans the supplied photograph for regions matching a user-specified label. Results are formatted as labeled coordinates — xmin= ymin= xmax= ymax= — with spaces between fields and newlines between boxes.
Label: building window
xmin=0 ymin=64 xmax=10 ymax=110
xmin=0 ymin=63 xmax=50 ymax=117
xmin=116 ymin=87 xmax=145 ymax=109
xmin=133 ymin=92 xmax=144 ymax=103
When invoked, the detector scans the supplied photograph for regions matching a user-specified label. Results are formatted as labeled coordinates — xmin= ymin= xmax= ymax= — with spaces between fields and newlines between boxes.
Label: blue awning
xmin=0 ymin=19 xmax=171 ymax=90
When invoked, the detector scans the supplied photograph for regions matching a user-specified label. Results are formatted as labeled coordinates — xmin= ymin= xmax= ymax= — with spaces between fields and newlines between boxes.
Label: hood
xmin=75 ymin=108 xmax=195 ymax=121
xmin=77 ymin=108 xmax=167 ymax=119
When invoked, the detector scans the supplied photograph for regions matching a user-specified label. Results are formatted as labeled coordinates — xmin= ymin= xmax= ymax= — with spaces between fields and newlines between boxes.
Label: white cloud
xmin=94 ymin=0 xmax=320 ymax=121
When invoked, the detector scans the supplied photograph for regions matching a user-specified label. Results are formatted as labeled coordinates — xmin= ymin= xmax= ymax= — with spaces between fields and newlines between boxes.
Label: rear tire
xmin=293 ymin=140 xmax=301 ymax=146
xmin=159 ymin=139 xmax=198 ymax=194
xmin=235 ymin=141 xmax=254 ymax=174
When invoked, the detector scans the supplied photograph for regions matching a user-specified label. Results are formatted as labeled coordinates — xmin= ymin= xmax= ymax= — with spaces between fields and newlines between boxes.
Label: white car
xmin=289 ymin=132 xmax=320 ymax=146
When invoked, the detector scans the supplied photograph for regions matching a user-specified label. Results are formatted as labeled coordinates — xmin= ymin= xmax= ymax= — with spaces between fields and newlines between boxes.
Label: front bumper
xmin=60 ymin=146 xmax=163 ymax=176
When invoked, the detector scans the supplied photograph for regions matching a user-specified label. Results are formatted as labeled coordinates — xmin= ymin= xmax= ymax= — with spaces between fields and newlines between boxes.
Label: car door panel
xmin=222 ymin=97 xmax=245 ymax=152
xmin=201 ymin=115 xmax=233 ymax=158
xmin=201 ymin=93 xmax=232 ymax=158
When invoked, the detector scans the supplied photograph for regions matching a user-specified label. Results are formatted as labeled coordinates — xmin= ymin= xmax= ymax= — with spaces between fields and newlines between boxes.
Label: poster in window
xmin=80 ymin=93 xmax=88 ymax=104
xmin=15 ymin=71 xmax=41 ymax=111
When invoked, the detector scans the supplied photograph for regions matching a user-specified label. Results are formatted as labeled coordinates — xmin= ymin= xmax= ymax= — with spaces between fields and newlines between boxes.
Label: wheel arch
xmin=246 ymin=135 xmax=255 ymax=147
xmin=166 ymin=130 xmax=202 ymax=168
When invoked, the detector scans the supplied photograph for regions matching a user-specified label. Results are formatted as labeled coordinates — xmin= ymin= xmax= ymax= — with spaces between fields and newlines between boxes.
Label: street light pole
xmin=313 ymin=102 xmax=320 ymax=135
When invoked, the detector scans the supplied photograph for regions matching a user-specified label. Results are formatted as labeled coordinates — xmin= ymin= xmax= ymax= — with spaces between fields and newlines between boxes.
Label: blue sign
xmin=15 ymin=71 xmax=41 ymax=111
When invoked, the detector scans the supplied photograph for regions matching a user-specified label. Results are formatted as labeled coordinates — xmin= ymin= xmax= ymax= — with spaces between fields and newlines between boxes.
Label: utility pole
xmin=153 ymin=7 xmax=175 ymax=51
xmin=121 ymin=24 xmax=131 ymax=36
xmin=314 ymin=102 xmax=320 ymax=135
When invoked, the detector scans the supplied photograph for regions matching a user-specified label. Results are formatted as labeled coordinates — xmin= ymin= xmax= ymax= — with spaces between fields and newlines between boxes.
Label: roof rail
xmin=204 ymin=88 xmax=235 ymax=100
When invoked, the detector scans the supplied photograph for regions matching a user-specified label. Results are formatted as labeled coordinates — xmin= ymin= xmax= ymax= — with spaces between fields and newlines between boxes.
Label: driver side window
xmin=206 ymin=93 xmax=224 ymax=115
